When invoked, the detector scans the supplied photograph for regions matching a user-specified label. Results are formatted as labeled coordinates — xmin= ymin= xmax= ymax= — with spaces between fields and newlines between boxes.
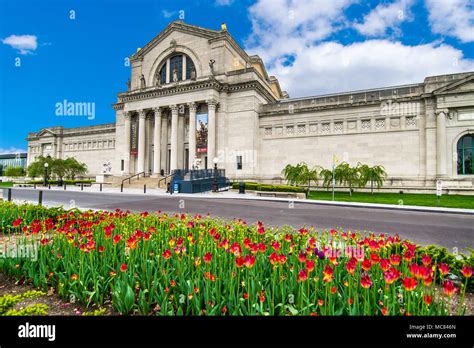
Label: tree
xmin=4 ymin=166 xmax=25 ymax=177
xmin=282 ymin=162 xmax=320 ymax=192
xmin=358 ymin=163 xmax=387 ymax=194
xmin=335 ymin=162 xmax=361 ymax=196
xmin=319 ymin=168 xmax=334 ymax=190
xmin=27 ymin=156 xmax=54 ymax=180
xmin=51 ymin=158 xmax=68 ymax=181
xmin=64 ymin=157 xmax=87 ymax=179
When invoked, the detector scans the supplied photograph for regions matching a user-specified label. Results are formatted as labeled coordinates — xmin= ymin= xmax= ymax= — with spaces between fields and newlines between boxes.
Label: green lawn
xmin=308 ymin=190 xmax=474 ymax=209
xmin=0 ymin=182 xmax=13 ymax=188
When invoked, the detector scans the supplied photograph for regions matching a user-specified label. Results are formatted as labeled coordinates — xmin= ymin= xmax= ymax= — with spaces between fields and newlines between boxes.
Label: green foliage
xmin=232 ymin=182 xmax=306 ymax=193
xmin=4 ymin=166 xmax=25 ymax=177
xmin=0 ymin=290 xmax=46 ymax=315
xmin=82 ymin=307 xmax=107 ymax=316
xmin=3 ymin=304 xmax=48 ymax=316
xmin=358 ymin=163 xmax=387 ymax=194
xmin=281 ymin=163 xmax=320 ymax=190
xmin=27 ymin=156 xmax=87 ymax=180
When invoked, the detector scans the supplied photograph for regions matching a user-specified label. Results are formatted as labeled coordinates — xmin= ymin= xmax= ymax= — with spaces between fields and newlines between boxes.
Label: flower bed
xmin=0 ymin=202 xmax=472 ymax=316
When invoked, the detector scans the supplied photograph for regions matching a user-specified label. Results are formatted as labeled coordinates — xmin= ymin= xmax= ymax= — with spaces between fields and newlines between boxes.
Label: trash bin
xmin=160 ymin=169 xmax=164 ymax=176
xmin=239 ymin=182 xmax=245 ymax=194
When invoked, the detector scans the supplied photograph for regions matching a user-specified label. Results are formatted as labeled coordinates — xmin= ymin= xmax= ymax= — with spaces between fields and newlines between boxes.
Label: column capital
xmin=123 ymin=111 xmax=131 ymax=120
xmin=435 ymin=109 xmax=449 ymax=116
xmin=138 ymin=109 xmax=146 ymax=119
xmin=170 ymin=104 xmax=178 ymax=113
xmin=188 ymin=102 xmax=198 ymax=112
xmin=152 ymin=107 xmax=162 ymax=116
xmin=207 ymin=99 xmax=218 ymax=110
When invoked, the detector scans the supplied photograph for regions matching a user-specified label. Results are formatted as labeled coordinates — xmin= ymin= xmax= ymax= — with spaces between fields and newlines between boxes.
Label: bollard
xmin=121 ymin=183 xmax=123 ymax=193
xmin=100 ymin=183 xmax=103 ymax=192
xmin=34 ymin=183 xmax=36 ymax=190
xmin=64 ymin=184 xmax=66 ymax=190
xmin=48 ymin=184 xmax=51 ymax=190
xmin=81 ymin=183 xmax=84 ymax=191
xmin=144 ymin=184 xmax=146 ymax=194
xmin=7 ymin=188 xmax=12 ymax=202
xmin=38 ymin=190 xmax=43 ymax=206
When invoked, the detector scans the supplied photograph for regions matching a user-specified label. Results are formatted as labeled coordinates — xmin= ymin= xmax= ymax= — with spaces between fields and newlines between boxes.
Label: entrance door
xmin=184 ymin=149 xmax=189 ymax=171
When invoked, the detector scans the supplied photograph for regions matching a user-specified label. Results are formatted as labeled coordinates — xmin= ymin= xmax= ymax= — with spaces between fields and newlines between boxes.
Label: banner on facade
xmin=196 ymin=113 xmax=208 ymax=153
xmin=130 ymin=120 xmax=138 ymax=156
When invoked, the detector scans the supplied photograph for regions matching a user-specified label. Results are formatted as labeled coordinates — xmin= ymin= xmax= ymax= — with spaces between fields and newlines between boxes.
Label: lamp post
xmin=43 ymin=162 xmax=49 ymax=187
xmin=212 ymin=157 xmax=218 ymax=192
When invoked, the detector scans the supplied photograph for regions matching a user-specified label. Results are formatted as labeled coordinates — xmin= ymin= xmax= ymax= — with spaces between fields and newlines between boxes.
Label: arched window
xmin=457 ymin=134 xmax=473 ymax=175
xmin=157 ymin=54 xmax=196 ymax=85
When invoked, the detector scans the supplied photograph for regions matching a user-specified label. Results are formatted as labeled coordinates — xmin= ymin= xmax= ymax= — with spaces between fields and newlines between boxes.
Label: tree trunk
xmin=371 ymin=180 xmax=374 ymax=194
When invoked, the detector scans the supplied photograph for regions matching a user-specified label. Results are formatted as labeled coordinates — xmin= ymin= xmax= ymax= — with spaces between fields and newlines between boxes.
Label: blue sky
xmin=1 ymin=0 xmax=473 ymax=152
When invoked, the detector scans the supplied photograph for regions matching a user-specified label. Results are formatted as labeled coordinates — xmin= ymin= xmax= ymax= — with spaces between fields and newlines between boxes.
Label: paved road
xmin=3 ymin=188 xmax=473 ymax=253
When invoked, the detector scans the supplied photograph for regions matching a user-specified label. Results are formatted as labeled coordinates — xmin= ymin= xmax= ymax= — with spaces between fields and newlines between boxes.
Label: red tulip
xmin=163 ymin=249 xmax=172 ymax=259
xmin=113 ymin=235 xmax=121 ymax=245
xmin=203 ymin=252 xmax=212 ymax=264
xmin=421 ymin=255 xmax=431 ymax=266
xmin=402 ymin=276 xmax=417 ymax=291
xmin=244 ymin=255 xmax=256 ymax=268
xmin=442 ymin=280 xmax=456 ymax=297
xmin=98 ymin=246 xmax=105 ymax=253
xmin=360 ymin=274 xmax=373 ymax=289
xmin=298 ymin=252 xmax=306 ymax=263
xmin=230 ymin=242 xmax=242 ymax=256
xmin=362 ymin=258 xmax=372 ymax=271
xmin=305 ymin=260 xmax=315 ymax=272
xmin=346 ymin=258 xmax=357 ymax=275
xmin=269 ymin=252 xmax=279 ymax=265
xmin=438 ymin=263 xmax=449 ymax=276
xmin=235 ymin=256 xmax=245 ymax=268
xmin=297 ymin=269 xmax=308 ymax=282
xmin=461 ymin=265 xmax=472 ymax=278
xmin=390 ymin=254 xmax=401 ymax=266
xmin=380 ymin=258 xmax=390 ymax=272
xmin=120 ymin=263 xmax=127 ymax=272
xmin=423 ymin=295 xmax=433 ymax=305
xmin=12 ymin=218 xmax=23 ymax=228
xmin=323 ymin=265 xmax=334 ymax=283
xmin=370 ymin=253 xmax=380 ymax=265
xmin=383 ymin=267 xmax=401 ymax=285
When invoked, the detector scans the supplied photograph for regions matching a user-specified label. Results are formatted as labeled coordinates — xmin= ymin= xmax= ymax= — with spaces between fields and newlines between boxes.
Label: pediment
xmin=37 ymin=129 xmax=57 ymax=137
xmin=130 ymin=21 xmax=220 ymax=62
xmin=433 ymin=74 xmax=474 ymax=95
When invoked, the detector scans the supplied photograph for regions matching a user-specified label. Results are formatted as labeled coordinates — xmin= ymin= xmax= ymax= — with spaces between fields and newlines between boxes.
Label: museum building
xmin=27 ymin=21 xmax=474 ymax=192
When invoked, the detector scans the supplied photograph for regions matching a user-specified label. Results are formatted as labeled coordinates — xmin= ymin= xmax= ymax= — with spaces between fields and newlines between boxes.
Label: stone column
xmin=419 ymin=102 xmax=427 ymax=179
xmin=137 ymin=109 xmax=146 ymax=174
xmin=153 ymin=107 xmax=162 ymax=176
xmin=207 ymin=99 xmax=218 ymax=163
xmin=161 ymin=115 xmax=168 ymax=173
xmin=123 ymin=112 xmax=131 ymax=174
xmin=188 ymin=102 xmax=197 ymax=169
xmin=436 ymin=109 xmax=448 ymax=177
xmin=166 ymin=58 xmax=171 ymax=84
xmin=170 ymin=105 xmax=179 ymax=171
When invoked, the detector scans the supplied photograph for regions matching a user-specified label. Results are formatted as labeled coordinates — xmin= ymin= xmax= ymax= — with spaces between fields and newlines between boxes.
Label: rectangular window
xmin=237 ymin=156 xmax=243 ymax=170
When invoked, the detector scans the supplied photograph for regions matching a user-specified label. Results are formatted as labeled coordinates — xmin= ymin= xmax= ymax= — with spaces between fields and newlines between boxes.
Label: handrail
xmin=158 ymin=173 xmax=174 ymax=189
xmin=121 ymin=172 xmax=146 ymax=185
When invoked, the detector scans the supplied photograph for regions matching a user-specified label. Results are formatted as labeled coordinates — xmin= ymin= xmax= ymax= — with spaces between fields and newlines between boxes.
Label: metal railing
xmin=158 ymin=173 xmax=174 ymax=189
xmin=121 ymin=172 xmax=146 ymax=185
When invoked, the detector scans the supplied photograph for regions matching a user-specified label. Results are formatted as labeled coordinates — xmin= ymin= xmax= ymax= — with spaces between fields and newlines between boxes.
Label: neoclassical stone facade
xmin=27 ymin=21 xmax=474 ymax=191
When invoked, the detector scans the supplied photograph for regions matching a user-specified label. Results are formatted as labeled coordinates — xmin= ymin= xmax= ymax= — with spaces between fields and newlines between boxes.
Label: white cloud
xmin=215 ymin=0 xmax=234 ymax=5
xmin=425 ymin=0 xmax=474 ymax=43
xmin=266 ymin=40 xmax=474 ymax=97
xmin=2 ymin=34 xmax=37 ymax=55
xmin=0 ymin=147 xmax=27 ymax=155
xmin=354 ymin=0 xmax=415 ymax=37
xmin=245 ymin=0 xmax=474 ymax=97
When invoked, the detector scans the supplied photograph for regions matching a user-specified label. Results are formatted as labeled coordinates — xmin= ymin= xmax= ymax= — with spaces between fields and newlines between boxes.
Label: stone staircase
xmin=106 ymin=175 xmax=169 ymax=190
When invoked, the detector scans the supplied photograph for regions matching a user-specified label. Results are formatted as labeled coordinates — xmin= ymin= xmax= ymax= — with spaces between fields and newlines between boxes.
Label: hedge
xmin=26 ymin=179 xmax=95 ymax=185
xmin=232 ymin=182 xmax=307 ymax=193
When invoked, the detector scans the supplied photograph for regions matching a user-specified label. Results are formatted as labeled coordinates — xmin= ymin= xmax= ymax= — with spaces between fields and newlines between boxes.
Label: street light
xmin=212 ymin=157 xmax=218 ymax=192
xmin=43 ymin=162 xmax=49 ymax=186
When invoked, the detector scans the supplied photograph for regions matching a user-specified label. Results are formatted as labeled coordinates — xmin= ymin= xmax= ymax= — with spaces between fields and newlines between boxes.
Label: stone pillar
xmin=166 ymin=58 xmax=171 ymax=84
xmin=207 ymin=99 xmax=218 ymax=163
xmin=182 ymin=55 xmax=187 ymax=80
xmin=137 ymin=109 xmax=146 ymax=174
xmin=123 ymin=112 xmax=131 ymax=174
xmin=436 ymin=109 xmax=448 ymax=177
xmin=419 ymin=102 xmax=427 ymax=179
xmin=170 ymin=105 xmax=179 ymax=171
xmin=153 ymin=107 xmax=162 ymax=176
xmin=188 ymin=102 xmax=197 ymax=169
xmin=161 ymin=115 xmax=168 ymax=173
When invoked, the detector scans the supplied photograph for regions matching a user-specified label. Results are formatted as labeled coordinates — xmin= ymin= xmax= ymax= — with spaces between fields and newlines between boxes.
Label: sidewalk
xmin=5 ymin=185 xmax=474 ymax=215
